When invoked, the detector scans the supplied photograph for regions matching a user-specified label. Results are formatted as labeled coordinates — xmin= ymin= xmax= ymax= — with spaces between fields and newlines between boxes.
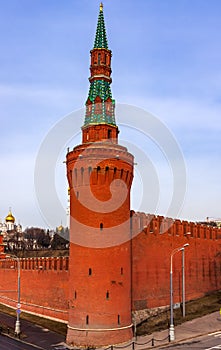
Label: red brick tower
xmin=66 ymin=3 xmax=134 ymax=347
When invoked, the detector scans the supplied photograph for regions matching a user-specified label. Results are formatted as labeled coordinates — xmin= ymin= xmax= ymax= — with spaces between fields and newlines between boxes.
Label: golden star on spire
xmin=100 ymin=2 xmax=103 ymax=11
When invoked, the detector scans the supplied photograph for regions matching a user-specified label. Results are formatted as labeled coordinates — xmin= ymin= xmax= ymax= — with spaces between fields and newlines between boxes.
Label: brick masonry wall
xmin=131 ymin=213 xmax=221 ymax=311
xmin=0 ymin=257 xmax=69 ymax=322
xmin=0 ymin=215 xmax=220 ymax=327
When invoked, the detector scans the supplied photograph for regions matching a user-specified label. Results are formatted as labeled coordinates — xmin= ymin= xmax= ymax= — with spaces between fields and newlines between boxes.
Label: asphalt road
xmin=159 ymin=331 xmax=221 ymax=349
xmin=0 ymin=335 xmax=41 ymax=350
xmin=0 ymin=311 xmax=66 ymax=349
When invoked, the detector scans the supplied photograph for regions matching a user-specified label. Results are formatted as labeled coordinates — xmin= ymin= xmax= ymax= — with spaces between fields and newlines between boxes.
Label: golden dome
xmin=58 ymin=224 xmax=64 ymax=232
xmin=5 ymin=210 xmax=15 ymax=223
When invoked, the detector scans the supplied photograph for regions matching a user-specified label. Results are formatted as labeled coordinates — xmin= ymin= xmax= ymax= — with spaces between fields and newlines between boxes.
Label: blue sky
xmin=0 ymin=0 xmax=221 ymax=228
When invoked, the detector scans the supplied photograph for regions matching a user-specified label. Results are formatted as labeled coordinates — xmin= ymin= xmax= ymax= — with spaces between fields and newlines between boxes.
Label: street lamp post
xmin=182 ymin=233 xmax=191 ymax=317
xmin=14 ymin=257 xmax=21 ymax=336
xmin=4 ymin=254 xmax=21 ymax=336
xmin=169 ymin=243 xmax=189 ymax=341
xmin=182 ymin=248 xmax=186 ymax=317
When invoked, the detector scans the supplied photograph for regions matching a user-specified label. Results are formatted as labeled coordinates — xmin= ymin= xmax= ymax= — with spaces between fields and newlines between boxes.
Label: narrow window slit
xmin=86 ymin=315 xmax=89 ymax=325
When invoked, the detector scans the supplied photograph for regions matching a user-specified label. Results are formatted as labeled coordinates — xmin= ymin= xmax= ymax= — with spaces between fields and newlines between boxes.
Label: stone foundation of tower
xmin=66 ymin=326 xmax=133 ymax=347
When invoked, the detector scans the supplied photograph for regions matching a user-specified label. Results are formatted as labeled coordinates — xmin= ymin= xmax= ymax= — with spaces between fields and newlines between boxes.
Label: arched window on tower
xmin=97 ymin=166 xmax=101 ymax=180
xmin=105 ymin=166 xmax=109 ymax=182
xmin=94 ymin=53 xmax=97 ymax=64
xmin=98 ymin=53 xmax=101 ymax=65
xmin=125 ymin=170 xmax=129 ymax=181
xmin=108 ymin=129 xmax=112 ymax=139
xmin=81 ymin=167 xmax=84 ymax=185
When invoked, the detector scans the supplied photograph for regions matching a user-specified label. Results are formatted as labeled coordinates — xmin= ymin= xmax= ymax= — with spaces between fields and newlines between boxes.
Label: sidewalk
xmin=134 ymin=310 xmax=221 ymax=349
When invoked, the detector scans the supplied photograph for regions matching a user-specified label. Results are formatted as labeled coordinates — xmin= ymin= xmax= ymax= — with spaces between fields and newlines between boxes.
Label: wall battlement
xmin=131 ymin=212 xmax=221 ymax=241
xmin=0 ymin=256 xmax=69 ymax=271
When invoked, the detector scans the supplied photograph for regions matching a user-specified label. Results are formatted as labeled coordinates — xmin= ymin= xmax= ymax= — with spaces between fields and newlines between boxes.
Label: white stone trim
xmin=67 ymin=323 xmax=133 ymax=332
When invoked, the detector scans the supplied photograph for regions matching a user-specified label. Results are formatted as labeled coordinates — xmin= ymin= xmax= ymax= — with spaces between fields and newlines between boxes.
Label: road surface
xmin=0 ymin=334 xmax=42 ymax=350
xmin=0 ymin=310 xmax=65 ymax=349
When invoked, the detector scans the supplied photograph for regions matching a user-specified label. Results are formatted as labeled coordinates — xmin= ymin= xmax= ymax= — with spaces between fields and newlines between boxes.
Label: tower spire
xmin=94 ymin=3 xmax=108 ymax=49
xmin=83 ymin=3 xmax=118 ymax=141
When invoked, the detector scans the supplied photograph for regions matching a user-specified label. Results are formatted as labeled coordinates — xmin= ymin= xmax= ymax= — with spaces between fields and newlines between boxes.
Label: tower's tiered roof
xmin=83 ymin=3 xmax=116 ymax=128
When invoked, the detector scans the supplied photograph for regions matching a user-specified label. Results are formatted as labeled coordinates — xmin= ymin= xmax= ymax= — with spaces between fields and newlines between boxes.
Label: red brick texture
xmin=66 ymin=141 xmax=134 ymax=346
xmin=131 ymin=213 xmax=221 ymax=310
xmin=0 ymin=257 xmax=69 ymax=322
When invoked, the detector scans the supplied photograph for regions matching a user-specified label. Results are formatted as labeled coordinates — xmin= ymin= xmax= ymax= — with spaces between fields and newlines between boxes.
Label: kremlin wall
xmin=0 ymin=214 xmax=220 ymax=326
xmin=0 ymin=3 xmax=220 ymax=347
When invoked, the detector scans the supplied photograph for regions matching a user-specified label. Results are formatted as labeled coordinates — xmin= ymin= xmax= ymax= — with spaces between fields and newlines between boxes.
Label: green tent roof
xmin=94 ymin=3 xmax=108 ymax=49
